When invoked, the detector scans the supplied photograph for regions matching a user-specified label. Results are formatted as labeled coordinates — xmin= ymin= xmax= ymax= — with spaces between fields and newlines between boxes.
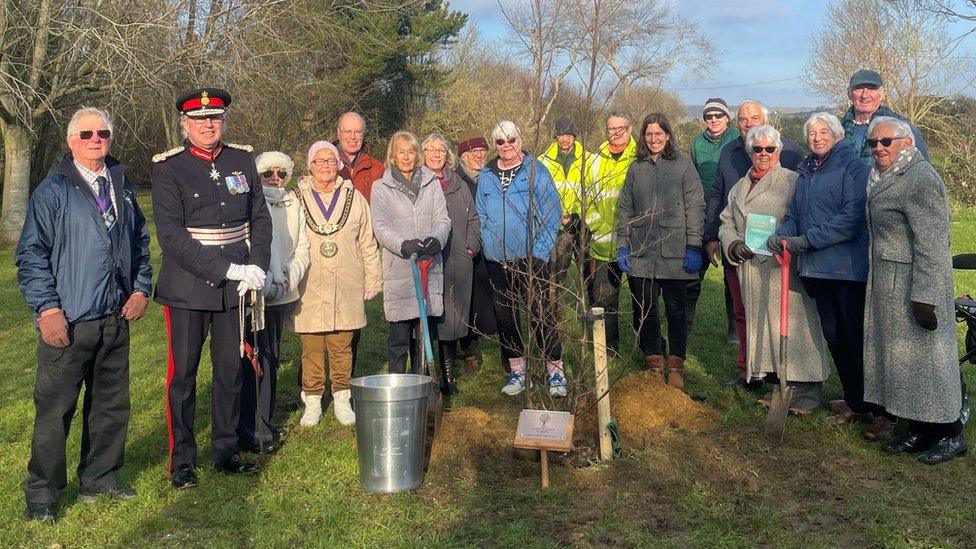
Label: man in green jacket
xmin=689 ymin=98 xmax=739 ymax=344
xmin=540 ymin=116 xmax=591 ymax=308
xmin=586 ymin=111 xmax=637 ymax=353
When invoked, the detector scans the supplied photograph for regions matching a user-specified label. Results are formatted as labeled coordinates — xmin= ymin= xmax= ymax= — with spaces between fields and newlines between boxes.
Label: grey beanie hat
xmin=554 ymin=116 xmax=579 ymax=137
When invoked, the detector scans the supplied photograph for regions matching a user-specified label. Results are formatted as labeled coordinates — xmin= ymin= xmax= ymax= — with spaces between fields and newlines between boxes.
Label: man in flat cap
xmin=151 ymin=87 xmax=272 ymax=489
xmin=841 ymin=69 xmax=928 ymax=166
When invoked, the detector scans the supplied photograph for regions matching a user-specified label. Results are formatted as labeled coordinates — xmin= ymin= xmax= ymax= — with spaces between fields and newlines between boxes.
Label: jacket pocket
xmin=658 ymin=218 xmax=686 ymax=258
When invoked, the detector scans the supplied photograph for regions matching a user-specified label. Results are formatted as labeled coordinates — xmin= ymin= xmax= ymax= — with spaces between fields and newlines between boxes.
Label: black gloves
xmin=728 ymin=240 xmax=755 ymax=263
xmin=912 ymin=301 xmax=938 ymax=331
xmin=401 ymin=239 xmax=424 ymax=258
xmin=419 ymin=237 xmax=442 ymax=255
xmin=767 ymin=235 xmax=809 ymax=254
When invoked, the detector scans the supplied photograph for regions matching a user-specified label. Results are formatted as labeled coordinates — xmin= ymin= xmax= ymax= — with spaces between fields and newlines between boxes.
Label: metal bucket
xmin=350 ymin=374 xmax=432 ymax=493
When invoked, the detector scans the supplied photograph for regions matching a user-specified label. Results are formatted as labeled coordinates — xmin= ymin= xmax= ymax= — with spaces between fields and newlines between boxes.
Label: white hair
xmin=255 ymin=151 xmax=295 ymax=183
xmin=745 ymin=125 xmax=783 ymax=150
xmin=803 ymin=112 xmax=845 ymax=140
xmin=736 ymin=100 xmax=769 ymax=122
xmin=421 ymin=133 xmax=457 ymax=169
xmin=337 ymin=112 xmax=365 ymax=131
xmin=490 ymin=120 xmax=522 ymax=144
xmin=868 ymin=116 xmax=913 ymax=139
xmin=66 ymin=106 xmax=113 ymax=138
xmin=607 ymin=110 xmax=632 ymax=125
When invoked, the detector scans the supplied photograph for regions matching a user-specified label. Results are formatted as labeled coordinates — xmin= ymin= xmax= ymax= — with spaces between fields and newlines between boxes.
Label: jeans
xmin=486 ymin=259 xmax=562 ymax=361
xmin=629 ymin=277 xmax=689 ymax=359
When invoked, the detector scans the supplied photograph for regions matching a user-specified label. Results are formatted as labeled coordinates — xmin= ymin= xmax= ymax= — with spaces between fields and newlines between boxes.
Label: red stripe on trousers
xmin=163 ymin=306 xmax=176 ymax=474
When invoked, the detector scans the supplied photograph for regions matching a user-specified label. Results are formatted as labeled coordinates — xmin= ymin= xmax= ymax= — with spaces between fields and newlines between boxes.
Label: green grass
xmin=1 ymin=195 xmax=975 ymax=547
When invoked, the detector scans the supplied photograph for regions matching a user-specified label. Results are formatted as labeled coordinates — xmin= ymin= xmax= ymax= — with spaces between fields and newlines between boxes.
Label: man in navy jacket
xmin=16 ymin=107 xmax=152 ymax=522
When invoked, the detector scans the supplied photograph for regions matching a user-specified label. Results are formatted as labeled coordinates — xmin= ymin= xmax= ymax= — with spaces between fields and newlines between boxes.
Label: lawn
xmin=2 ymin=195 xmax=975 ymax=547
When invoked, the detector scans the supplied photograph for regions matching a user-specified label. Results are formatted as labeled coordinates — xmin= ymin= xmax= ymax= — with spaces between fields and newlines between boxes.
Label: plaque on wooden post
xmin=513 ymin=410 xmax=574 ymax=488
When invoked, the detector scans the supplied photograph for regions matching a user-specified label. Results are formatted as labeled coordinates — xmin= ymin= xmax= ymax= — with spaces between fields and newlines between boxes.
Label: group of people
xmin=13 ymin=67 xmax=968 ymax=522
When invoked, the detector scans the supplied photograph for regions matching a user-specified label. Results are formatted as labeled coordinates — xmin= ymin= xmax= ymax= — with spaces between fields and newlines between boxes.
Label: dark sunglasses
xmin=261 ymin=169 xmax=288 ymax=179
xmin=751 ymin=146 xmax=777 ymax=153
xmin=79 ymin=129 xmax=112 ymax=140
xmin=495 ymin=137 xmax=517 ymax=146
xmin=866 ymin=136 xmax=905 ymax=149
xmin=703 ymin=113 xmax=726 ymax=121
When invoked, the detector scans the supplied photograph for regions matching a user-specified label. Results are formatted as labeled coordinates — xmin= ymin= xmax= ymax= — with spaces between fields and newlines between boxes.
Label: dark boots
xmin=439 ymin=341 xmax=460 ymax=409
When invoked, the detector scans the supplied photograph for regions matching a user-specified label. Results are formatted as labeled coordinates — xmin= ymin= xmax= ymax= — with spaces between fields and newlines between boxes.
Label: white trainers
xmin=333 ymin=389 xmax=355 ymax=426
xmin=501 ymin=372 xmax=526 ymax=396
xmin=547 ymin=371 xmax=568 ymax=397
xmin=300 ymin=390 xmax=307 ymax=404
xmin=300 ymin=395 xmax=322 ymax=426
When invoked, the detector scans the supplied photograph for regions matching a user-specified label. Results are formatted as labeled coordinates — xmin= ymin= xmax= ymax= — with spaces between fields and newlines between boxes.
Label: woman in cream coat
xmin=293 ymin=141 xmax=382 ymax=427
xmin=719 ymin=125 xmax=830 ymax=413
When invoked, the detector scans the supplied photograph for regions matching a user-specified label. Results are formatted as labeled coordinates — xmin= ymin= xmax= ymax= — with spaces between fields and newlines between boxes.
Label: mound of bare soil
xmin=428 ymin=407 xmax=511 ymax=478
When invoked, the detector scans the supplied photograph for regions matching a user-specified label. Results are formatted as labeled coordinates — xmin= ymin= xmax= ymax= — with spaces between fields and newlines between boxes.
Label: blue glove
xmin=616 ymin=246 xmax=631 ymax=273
xmin=682 ymin=247 xmax=703 ymax=274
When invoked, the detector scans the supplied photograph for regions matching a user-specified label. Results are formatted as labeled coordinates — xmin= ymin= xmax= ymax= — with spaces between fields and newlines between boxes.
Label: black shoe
xmin=725 ymin=377 xmax=763 ymax=392
xmin=77 ymin=486 xmax=136 ymax=504
xmin=215 ymin=454 xmax=258 ymax=475
xmin=171 ymin=464 xmax=198 ymax=489
xmin=883 ymin=432 xmax=931 ymax=454
xmin=919 ymin=435 xmax=967 ymax=465
xmin=25 ymin=502 xmax=56 ymax=522
xmin=242 ymin=439 xmax=280 ymax=455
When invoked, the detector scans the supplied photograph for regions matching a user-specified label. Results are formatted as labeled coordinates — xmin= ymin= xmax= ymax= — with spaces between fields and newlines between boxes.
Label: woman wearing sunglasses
xmin=475 ymin=120 xmax=564 ymax=397
xmin=235 ymin=151 xmax=311 ymax=450
xmin=292 ymin=141 xmax=382 ymax=427
xmin=718 ymin=126 xmax=829 ymax=414
xmin=615 ymin=113 xmax=705 ymax=391
xmin=861 ymin=116 xmax=965 ymax=464
xmin=768 ymin=112 xmax=897 ymax=439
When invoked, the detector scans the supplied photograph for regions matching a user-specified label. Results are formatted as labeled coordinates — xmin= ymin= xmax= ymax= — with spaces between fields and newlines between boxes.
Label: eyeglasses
xmin=703 ymin=113 xmax=726 ymax=121
xmin=495 ymin=137 xmax=517 ymax=146
xmin=468 ymin=147 xmax=488 ymax=155
xmin=261 ymin=169 xmax=288 ymax=179
xmin=866 ymin=136 xmax=906 ymax=149
xmin=751 ymin=146 xmax=777 ymax=154
xmin=424 ymin=148 xmax=447 ymax=156
xmin=78 ymin=129 xmax=112 ymax=140
xmin=339 ymin=129 xmax=363 ymax=136
xmin=310 ymin=159 xmax=338 ymax=167
xmin=606 ymin=124 xmax=630 ymax=135
xmin=187 ymin=115 xmax=223 ymax=125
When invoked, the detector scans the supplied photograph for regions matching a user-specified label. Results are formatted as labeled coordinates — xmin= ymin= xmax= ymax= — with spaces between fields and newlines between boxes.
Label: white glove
xmin=226 ymin=263 xmax=247 ymax=281
xmin=233 ymin=265 xmax=266 ymax=296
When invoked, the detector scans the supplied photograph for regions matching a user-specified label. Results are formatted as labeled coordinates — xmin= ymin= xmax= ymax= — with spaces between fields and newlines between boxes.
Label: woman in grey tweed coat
xmin=862 ymin=116 xmax=966 ymax=465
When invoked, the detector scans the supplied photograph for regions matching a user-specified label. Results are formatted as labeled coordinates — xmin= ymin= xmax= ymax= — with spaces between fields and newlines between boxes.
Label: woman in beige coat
xmin=719 ymin=125 xmax=830 ymax=413
xmin=293 ymin=141 xmax=382 ymax=427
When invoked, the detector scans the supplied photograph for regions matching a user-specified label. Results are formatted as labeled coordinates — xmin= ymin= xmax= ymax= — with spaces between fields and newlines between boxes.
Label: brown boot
xmin=666 ymin=356 xmax=685 ymax=390
xmin=644 ymin=355 xmax=664 ymax=382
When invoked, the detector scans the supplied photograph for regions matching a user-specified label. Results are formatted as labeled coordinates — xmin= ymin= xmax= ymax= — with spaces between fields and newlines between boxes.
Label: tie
xmin=95 ymin=175 xmax=116 ymax=230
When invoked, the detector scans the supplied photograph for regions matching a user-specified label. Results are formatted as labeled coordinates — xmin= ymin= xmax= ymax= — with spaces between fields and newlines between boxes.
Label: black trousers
xmin=25 ymin=316 xmax=130 ymax=505
xmin=486 ymin=259 xmax=562 ymax=361
xmin=163 ymin=306 xmax=247 ymax=472
xmin=629 ymin=277 xmax=689 ymax=358
xmin=803 ymin=278 xmax=884 ymax=415
xmin=388 ymin=318 xmax=438 ymax=374
xmin=238 ymin=303 xmax=289 ymax=447
xmin=585 ymin=258 xmax=624 ymax=350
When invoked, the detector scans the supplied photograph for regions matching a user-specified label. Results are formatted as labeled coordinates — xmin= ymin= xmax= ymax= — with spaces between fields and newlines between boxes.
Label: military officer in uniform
xmin=151 ymin=88 xmax=272 ymax=489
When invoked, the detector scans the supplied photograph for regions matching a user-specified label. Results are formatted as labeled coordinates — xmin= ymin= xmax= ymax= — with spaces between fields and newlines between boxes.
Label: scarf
xmin=262 ymin=185 xmax=291 ymax=207
xmin=436 ymin=171 xmax=450 ymax=191
xmin=392 ymin=168 xmax=423 ymax=201
xmin=869 ymin=146 xmax=918 ymax=190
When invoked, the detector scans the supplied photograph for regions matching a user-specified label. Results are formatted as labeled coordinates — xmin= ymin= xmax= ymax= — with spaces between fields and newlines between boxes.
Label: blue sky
xmin=450 ymin=0 xmax=976 ymax=108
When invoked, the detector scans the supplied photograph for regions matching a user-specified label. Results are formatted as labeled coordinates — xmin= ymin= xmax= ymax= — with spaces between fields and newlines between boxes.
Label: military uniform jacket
xmin=151 ymin=142 xmax=272 ymax=311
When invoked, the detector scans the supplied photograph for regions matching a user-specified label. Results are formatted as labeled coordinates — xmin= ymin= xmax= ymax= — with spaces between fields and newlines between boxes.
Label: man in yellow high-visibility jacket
xmin=539 ymin=116 xmax=593 ymax=308
xmin=586 ymin=111 xmax=637 ymax=352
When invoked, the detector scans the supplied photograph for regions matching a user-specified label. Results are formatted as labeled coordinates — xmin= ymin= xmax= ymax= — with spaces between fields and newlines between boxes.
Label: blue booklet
xmin=745 ymin=213 xmax=777 ymax=256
